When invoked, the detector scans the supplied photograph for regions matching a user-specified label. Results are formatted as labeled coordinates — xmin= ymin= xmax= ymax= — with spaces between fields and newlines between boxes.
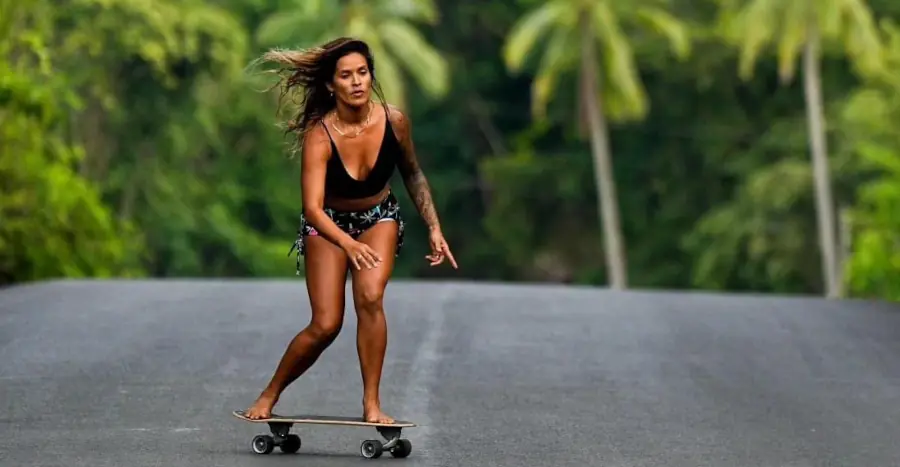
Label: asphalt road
xmin=2 ymin=279 xmax=900 ymax=466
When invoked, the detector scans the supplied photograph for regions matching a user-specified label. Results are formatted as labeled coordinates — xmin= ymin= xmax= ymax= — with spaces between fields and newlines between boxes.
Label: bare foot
xmin=245 ymin=391 xmax=279 ymax=420
xmin=363 ymin=404 xmax=395 ymax=424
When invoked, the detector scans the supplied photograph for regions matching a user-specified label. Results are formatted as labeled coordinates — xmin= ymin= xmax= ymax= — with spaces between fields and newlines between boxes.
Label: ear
xmin=325 ymin=82 xmax=334 ymax=93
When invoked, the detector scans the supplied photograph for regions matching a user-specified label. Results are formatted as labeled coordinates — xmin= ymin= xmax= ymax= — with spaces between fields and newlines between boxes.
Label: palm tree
xmin=255 ymin=0 xmax=449 ymax=110
xmin=715 ymin=0 xmax=885 ymax=298
xmin=503 ymin=0 xmax=691 ymax=289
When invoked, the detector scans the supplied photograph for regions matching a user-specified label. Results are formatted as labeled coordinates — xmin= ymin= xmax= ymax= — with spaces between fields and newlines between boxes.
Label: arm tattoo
xmin=393 ymin=108 xmax=441 ymax=231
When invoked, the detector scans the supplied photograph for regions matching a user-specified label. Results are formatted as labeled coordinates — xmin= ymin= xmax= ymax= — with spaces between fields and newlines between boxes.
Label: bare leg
xmin=350 ymin=220 xmax=399 ymax=424
xmin=245 ymin=235 xmax=348 ymax=419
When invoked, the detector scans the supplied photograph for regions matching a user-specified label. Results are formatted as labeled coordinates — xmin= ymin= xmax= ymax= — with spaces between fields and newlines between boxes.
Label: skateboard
xmin=231 ymin=410 xmax=416 ymax=459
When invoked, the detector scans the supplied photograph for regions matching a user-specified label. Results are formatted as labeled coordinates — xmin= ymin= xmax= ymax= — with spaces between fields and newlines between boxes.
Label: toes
xmin=246 ymin=409 xmax=269 ymax=420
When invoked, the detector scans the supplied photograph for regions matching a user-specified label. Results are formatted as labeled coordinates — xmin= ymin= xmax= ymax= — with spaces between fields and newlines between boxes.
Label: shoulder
xmin=300 ymin=120 xmax=332 ymax=160
xmin=385 ymin=103 xmax=411 ymax=132
xmin=385 ymin=103 xmax=412 ymax=140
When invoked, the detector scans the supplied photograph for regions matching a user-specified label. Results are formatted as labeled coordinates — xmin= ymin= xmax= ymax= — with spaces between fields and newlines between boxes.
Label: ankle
xmin=362 ymin=398 xmax=380 ymax=408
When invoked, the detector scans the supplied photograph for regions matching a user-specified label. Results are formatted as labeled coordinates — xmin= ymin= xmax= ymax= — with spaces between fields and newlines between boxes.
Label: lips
xmin=351 ymin=90 xmax=364 ymax=98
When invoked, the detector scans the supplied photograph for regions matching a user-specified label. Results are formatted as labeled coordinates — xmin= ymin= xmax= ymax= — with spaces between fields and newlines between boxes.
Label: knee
xmin=308 ymin=318 xmax=342 ymax=343
xmin=354 ymin=285 xmax=384 ymax=315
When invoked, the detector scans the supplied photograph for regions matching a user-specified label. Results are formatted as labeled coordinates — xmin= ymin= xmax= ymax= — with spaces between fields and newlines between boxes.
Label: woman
xmin=244 ymin=37 xmax=457 ymax=424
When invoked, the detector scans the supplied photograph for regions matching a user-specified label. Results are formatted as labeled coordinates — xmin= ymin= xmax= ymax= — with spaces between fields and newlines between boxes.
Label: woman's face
xmin=329 ymin=52 xmax=371 ymax=108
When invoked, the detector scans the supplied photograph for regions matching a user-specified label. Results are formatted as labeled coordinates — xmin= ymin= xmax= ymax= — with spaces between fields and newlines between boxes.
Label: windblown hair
xmin=255 ymin=37 xmax=390 ymax=156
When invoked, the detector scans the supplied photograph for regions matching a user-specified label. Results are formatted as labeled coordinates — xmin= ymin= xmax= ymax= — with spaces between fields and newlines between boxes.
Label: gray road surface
xmin=1 ymin=279 xmax=900 ymax=466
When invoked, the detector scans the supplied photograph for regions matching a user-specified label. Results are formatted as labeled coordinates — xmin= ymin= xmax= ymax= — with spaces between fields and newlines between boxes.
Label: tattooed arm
xmin=390 ymin=105 xmax=457 ymax=268
xmin=390 ymin=105 xmax=442 ymax=232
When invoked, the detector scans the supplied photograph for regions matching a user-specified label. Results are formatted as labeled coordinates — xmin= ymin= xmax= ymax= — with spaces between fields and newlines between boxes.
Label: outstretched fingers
xmin=426 ymin=242 xmax=457 ymax=269
xmin=442 ymin=243 xmax=458 ymax=269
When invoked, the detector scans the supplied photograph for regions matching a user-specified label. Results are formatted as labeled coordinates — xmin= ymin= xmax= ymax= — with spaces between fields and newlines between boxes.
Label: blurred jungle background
xmin=3 ymin=0 xmax=900 ymax=301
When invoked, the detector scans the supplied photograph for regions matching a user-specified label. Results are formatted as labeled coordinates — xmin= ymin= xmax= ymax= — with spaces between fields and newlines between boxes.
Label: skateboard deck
xmin=232 ymin=410 xmax=415 ymax=459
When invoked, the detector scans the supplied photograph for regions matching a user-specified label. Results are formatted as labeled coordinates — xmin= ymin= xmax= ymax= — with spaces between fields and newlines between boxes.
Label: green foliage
xmin=0 ymin=2 xmax=144 ymax=283
xmin=3 ymin=0 xmax=900 ymax=301
xmin=503 ymin=0 xmax=692 ymax=122
xmin=255 ymin=0 xmax=449 ymax=110
xmin=684 ymin=157 xmax=822 ymax=293
xmin=839 ymin=20 xmax=900 ymax=300
xmin=479 ymin=147 xmax=604 ymax=283
xmin=845 ymin=143 xmax=900 ymax=300
xmin=714 ymin=0 xmax=885 ymax=82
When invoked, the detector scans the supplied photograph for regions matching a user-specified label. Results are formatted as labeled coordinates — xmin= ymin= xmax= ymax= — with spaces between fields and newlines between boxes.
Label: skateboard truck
xmin=250 ymin=420 xmax=412 ymax=459
xmin=250 ymin=421 xmax=301 ymax=455
xmin=360 ymin=426 xmax=412 ymax=459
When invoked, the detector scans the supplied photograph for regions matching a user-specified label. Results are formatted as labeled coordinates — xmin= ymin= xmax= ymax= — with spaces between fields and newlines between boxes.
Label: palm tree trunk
xmin=803 ymin=22 xmax=840 ymax=298
xmin=579 ymin=16 xmax=627 ymax=289
xmin=837 ymin=205 xmax=850 ymax=297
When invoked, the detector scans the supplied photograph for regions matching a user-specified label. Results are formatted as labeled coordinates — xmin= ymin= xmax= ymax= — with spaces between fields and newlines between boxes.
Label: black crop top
xmin=322 ymin=111 xmax=401 ymax=199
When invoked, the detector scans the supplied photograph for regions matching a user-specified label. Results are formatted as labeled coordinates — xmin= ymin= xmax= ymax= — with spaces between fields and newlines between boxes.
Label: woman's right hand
xmin=342 ymin=240 xmax=382 ymax=270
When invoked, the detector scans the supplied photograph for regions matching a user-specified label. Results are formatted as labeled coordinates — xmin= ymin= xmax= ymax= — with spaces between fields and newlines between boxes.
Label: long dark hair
xmin=255 ymin=37 xmax=390 ymax=156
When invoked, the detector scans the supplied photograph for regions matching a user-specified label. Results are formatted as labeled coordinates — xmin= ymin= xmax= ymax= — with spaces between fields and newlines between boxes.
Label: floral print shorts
xmin=288 ymin=191 xmax=405 ymax=274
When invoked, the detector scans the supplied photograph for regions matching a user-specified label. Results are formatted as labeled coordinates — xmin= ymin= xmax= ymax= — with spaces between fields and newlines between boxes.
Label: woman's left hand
xmin=426 ymin=228 xmax=458 ymax=269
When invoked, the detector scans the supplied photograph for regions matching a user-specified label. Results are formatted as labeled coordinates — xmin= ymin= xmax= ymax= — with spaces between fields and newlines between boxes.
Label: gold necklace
xmin=331 ymin=102 xmax=372 ymax=138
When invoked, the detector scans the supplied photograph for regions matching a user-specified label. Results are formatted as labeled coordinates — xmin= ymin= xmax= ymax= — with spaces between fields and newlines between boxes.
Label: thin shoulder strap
xmin=382 ymin=105 xmax=398 ymax=143
xmin=320 ymin=118 xmax=340 ymax=160
xmin=321 ymin=119 xmax=335 ymax=142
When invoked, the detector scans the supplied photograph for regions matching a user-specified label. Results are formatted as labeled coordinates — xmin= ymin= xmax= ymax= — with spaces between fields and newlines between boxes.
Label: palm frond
xmin=531 ymin=27 xmax=577 ymax=119
xmin=378 ymin=19 xmax=449 ymax=98
xmin=377 ymin=0 xmax=438 ymax=24
xmin=775 ymin=0 xmax=809 ymax=82
xmin=502 ymin=1 xmax=568 ymax=73
xmin=633 ymin=6 xmax=692 ymax=60
xmin=592 ymin=1 xmax=645 ymax=121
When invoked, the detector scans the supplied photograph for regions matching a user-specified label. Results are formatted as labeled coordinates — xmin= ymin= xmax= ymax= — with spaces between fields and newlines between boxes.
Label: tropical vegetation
xmin=3 ymin=0 xmax=900 ymax=301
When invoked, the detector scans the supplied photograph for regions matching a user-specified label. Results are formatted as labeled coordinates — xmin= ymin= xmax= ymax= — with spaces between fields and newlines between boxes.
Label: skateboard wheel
xmin=360 ymin=439 xmax=383 ymax=459
xmin=280 ymin=434 xmax=301 ymax=454
xmin=390 ymin=439 xmax=412 ymax=458
xmin=252 ymin=435 xmax=275 ymax=454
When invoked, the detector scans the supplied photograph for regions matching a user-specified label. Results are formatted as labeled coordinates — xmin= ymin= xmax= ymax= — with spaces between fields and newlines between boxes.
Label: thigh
xmin=304 ymin=235 xmax=349 ymax=328
xmin=349 ymin=221 xmax=399 ymax=304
